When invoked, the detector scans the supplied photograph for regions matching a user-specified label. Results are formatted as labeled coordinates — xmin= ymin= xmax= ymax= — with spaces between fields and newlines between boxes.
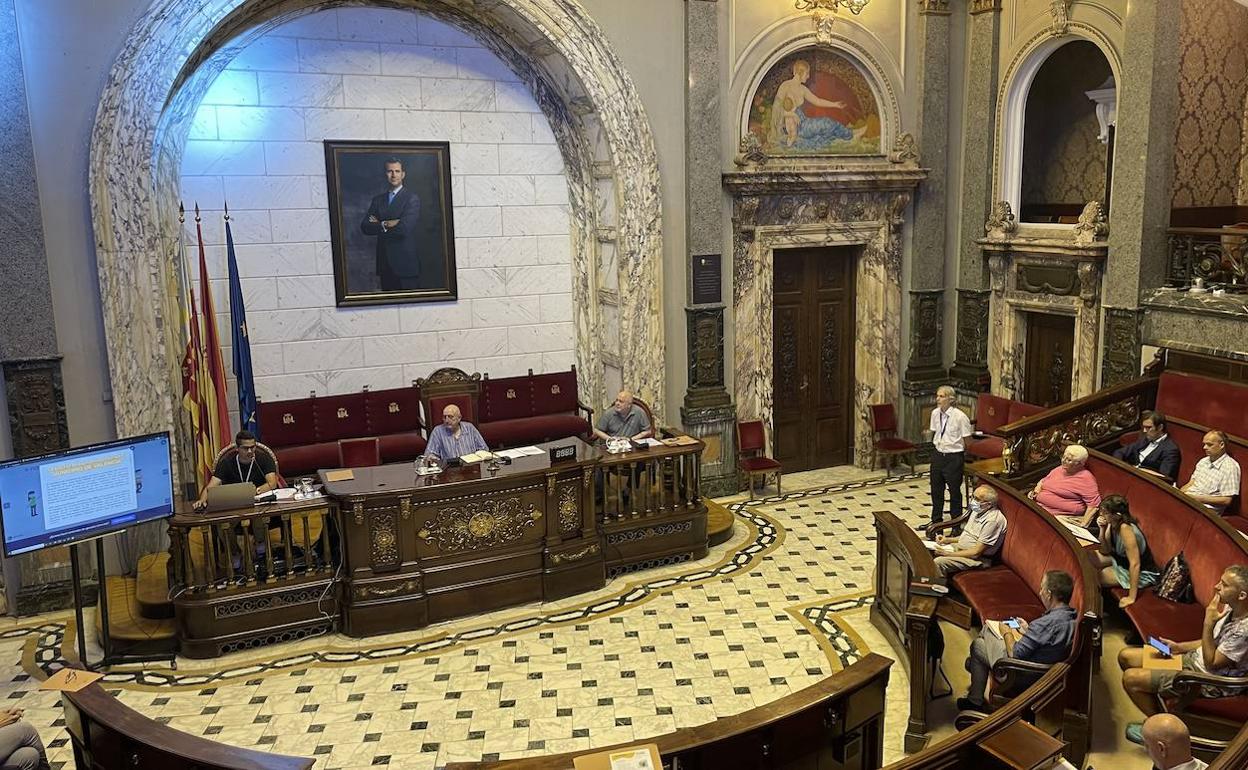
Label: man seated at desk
xmin=933 ymin=484 xmax=1007 ymax=578
xmin=593 ymin=390 xmax=653 ymax=442
xmin=1181 ymin=430 xmax=1241 ymax=514
xmin=193 ymin=430 xmax=279 ymax=511
xmin=426 ymin=404 xmax=489 ymax=460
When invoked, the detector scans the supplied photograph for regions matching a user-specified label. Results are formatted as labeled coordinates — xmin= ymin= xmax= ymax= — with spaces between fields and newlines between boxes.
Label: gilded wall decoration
xmin=746 ymin=48 xmax=882 ymax=157
xmin=369 ymin=508 xmax=400 ymax=569
xmin=557 ymin=485 xmax=579 ymax=533
xmin=1171 ymin=0 xmax=1248 ymax=207
xmin=417 ymin=497 xmax=541 ymax=553
xmin=1019 ymin=42 xmax=1111 ymax=210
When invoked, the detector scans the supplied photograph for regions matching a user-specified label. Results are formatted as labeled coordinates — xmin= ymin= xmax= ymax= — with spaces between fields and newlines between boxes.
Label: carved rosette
xmin=558 ymin=485 xmax=579 ymax=533
xmin=370 ymin=508 xmax=400 ymax=569
xmin=417 ymin=497 xmax=542 ymax=553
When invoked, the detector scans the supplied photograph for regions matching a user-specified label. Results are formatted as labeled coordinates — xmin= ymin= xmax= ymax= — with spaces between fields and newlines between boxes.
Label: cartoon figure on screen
xmin=26 ymin=492 xmax=35 ymax=518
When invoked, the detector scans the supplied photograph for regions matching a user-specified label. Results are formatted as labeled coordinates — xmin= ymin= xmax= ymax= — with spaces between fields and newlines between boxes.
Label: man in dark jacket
xmin=361 ymin=157 xmax=421 ymax=291
xmin=1113 ymin=411 xmax=1182 ymax=481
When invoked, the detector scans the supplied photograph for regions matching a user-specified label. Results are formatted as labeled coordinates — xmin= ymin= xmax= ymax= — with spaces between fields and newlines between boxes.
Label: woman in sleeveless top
xmin=1095 ymin=494 xmax=1160 ymax=609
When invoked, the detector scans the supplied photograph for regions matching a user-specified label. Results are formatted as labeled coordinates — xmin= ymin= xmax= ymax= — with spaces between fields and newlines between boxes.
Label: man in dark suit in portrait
xmin=360 ymin=157 xmax=421 ymax=290
xmin=1113 ymin=410 xmax=1182 ymax=481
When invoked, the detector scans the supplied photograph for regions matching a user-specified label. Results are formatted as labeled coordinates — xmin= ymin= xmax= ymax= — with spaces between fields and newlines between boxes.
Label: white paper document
xmin=639 ymin=438 xmax=664 ymax=447
xmin=516 ymin=446 xmax=545 ymax=456
xmin=922 ymin=540 xmax=953 ymax=553
xmin=984 ymin=619 xmax=1003 ymax=638
xmin=1058 ymin=519 xmax=1099 ymax=543
xmin=496 ymin=448 xmax=527 ymax=460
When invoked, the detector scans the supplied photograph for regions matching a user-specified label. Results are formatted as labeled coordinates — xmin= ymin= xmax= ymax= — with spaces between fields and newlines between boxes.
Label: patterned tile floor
xmin=0 ymin=467 xmax=1144 ymax=768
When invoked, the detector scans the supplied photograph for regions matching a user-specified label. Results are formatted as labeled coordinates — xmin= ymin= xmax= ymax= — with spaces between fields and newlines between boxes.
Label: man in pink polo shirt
xmin=1028 ymin=444 xmax=1101 ymax=528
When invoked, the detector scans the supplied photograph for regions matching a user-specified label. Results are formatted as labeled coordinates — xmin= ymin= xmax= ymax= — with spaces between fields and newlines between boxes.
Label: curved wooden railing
xmin=168 ymin=498 xmax=340 ymax=658
xmin=994 ymin=373 xmax=1159 ymax=478
xmin=444 ymin=653 xmax=892 ymax=770
xmin=63 ymin=681 xmax=313 ymax=769
xmin=870 ymin=510 xmax=941 ymax=753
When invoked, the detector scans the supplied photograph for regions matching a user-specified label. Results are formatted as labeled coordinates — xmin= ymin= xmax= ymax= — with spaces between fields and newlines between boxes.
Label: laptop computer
xmin=205 ymin=482 xmax=257 ymax=512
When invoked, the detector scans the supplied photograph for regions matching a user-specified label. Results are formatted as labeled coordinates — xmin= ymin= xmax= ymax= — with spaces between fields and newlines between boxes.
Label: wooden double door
xmin=1022 ymin=312 xmax=1074 ymax=407
xmin=772 ymin=246 xmax=857 ymax=472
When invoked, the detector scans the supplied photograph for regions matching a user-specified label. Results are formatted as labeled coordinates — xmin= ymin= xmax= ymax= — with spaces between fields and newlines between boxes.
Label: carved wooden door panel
xmin=1023 ymin=312 xmax=1075 ymax=407
xmin=772 ymin=247 xmax=856 ymax=471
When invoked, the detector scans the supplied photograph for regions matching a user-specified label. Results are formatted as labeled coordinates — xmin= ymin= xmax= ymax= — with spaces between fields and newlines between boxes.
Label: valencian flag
xmin=180 ymin=206 xmax=217 ymax=488
xmin=225 ymin=209 xmax=259 ymax=437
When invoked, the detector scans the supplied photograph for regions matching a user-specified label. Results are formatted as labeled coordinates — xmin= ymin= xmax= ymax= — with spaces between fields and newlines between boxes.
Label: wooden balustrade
xmin=597 ymin=443 xmax=702 ymax=520
xmin=168 ymin=498 xmax=342 ymax=658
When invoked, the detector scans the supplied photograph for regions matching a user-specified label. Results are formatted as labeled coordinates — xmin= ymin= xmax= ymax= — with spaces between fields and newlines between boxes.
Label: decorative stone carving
xmin=953 ymin=290 xmax=990 ymax=371
xmin=1049 ymin=0 xmax=1073 ymax=36
xmin=550 ymin=542 xmax=600 ymax=565
xmin=734 ymin=134 xmax=767 ymax=167
xmin=889 ymin=132 xmax=919 ymax=165
xmin=557 ymin=485 xmax=579 ymax=533
xmin=984 ymin=201 xmax=1017 ymax=240
xmin=418 ymin=497 xmax=541 ymax=553
xmin=814 ymin=12 xmax=836 ymax=44
xmin=909 ymin=292 xmax=943 ymax=366
xmin=1073 ymin=201 xmax=1109 ymax=247
xmin=1077 ymin=261 xmax=1100 ymax=307
xmin=988 ymin=254 xmax=1008 ymax=293
xmin=970 ymin=0 xmax=1002 ymax=12
xmin=3 ymin=358 xmax=69 ymax=460
xmin=918 ymin=0 xmax=951 ymax=14
xmin=1101 ymin=307 xmax=1142 ymax=388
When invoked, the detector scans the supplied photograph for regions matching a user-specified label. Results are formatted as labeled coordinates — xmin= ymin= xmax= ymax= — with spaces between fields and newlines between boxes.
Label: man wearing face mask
xmin=933 ymin=484 xmax=1007 ymax=578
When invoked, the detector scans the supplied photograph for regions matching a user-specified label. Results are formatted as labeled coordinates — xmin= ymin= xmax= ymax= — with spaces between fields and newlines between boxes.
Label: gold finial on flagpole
xmin=223 ymin=200 xmax=230 ymax=222
xmin=179 ymin=201 xmax=185 ymax=224
xmin=194 ymin=203 xmax=201 ymax=223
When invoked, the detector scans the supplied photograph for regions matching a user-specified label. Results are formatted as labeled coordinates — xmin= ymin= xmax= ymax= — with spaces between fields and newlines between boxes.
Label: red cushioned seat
xmin=275 ymin=442 xmax=340 ymax=477
xmin=740 ymin=456 xmax=782 ymax=472
xmin=1109 ymin=588 xmax=1204 ymax=642
xmin=478 ymin=415 xmax=591 ymax=448
xmin=1186 ymin=696 xmax=1248 ymax=721
xmin=377 ymin=432 xmax=427 ymax=464
xmin=1226 ymin=516 xmax=1248 ymax=534
xmin=875 ymin=437 xmax=914 ymax=451
xmin=966 ymin=435 xmax=1005 ymax=460
xmin=951 ymin=565 xmax=1047 ymax=622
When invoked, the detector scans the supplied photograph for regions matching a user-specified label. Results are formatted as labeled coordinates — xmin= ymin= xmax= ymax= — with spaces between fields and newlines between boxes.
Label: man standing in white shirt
xmin=926 ymin=385 xmax=974 ymax=530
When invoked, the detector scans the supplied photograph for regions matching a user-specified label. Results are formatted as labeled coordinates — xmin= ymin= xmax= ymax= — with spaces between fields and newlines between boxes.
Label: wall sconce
xmin=795 ymin=0 xmax=869 ymax=42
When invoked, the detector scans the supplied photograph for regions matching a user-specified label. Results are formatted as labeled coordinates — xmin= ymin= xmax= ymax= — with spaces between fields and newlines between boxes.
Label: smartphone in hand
xmin=1148 ymin=636 xmax=1171 ymax=657
xmin=1004 ymin=618 xmax=1021 ymax=630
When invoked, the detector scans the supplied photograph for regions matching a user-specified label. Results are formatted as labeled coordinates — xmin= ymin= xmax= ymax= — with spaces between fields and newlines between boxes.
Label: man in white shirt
xmin=1182 ymin=430 xmax=1241 ymax=514
xmin=1141 ymin=713 xmax=1208 ymax=770
xmin=926 ymin=385 xmax=974 ymax=530
xmin=932 ymin=484 xmax=1007 ymax=577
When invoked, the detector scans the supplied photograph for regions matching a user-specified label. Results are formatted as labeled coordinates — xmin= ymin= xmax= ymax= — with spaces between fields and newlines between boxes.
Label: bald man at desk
xmin=593 ymin=390 xmax=653 ymax=442
xmin=425 ymin=404 xmax=489 ymax=460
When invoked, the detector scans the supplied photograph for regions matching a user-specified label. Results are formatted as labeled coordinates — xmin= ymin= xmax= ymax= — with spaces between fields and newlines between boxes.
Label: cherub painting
xmin=747 ymin=48 xmax=881 ymax=156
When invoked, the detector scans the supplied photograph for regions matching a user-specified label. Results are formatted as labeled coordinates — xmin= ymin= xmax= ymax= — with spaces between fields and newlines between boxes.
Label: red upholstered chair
xmin=737 ymin=420 xmax=781 ymax=496
xmin=868 ymin=404 xmax=916 ymax=474
xmin=338 ymin=437 xmax=381 ymax=468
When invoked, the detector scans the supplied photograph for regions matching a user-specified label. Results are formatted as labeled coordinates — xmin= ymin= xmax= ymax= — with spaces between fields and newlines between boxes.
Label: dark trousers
xmin=929 ymin=450 xmax=965 ymax=524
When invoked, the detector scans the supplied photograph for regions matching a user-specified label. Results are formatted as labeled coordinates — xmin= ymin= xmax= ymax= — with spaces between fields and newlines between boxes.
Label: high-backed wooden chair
xmin=868 ymin=403 xmax=916 ymax=474
xmin=630 ymin=397 xmax=657 ymax=439
xmin=338 ymin=437 xmax=381 ymax=468
xmin=737 ymin=420 xmax=781 ymax=496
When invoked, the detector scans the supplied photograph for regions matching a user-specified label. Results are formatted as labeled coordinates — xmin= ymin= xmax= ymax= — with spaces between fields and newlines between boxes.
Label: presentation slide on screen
xmin=0 ymin=435 xmax=172 ymax=555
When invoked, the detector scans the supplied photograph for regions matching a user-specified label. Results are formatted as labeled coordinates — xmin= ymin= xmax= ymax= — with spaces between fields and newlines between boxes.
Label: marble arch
xmin=89 ymin=0 xmax=664 ymax=469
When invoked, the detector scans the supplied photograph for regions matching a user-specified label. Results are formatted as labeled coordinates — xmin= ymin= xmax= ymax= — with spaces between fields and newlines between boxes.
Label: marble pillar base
xmin=680 ymin=403 xmax=738 ymax=498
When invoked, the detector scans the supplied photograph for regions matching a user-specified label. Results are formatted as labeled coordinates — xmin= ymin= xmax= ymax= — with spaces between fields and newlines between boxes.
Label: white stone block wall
xmin=180 ymin=7 xmax=574 ymax=422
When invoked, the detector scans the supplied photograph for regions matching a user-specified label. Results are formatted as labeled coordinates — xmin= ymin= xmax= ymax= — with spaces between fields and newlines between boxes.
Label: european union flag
xmin=225 ymin=217 xmax=259 ymax=438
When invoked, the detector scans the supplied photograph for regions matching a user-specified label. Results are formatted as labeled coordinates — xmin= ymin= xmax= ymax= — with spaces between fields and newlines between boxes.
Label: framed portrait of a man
xmin=324 ymin=140 xmax=457 ymax=306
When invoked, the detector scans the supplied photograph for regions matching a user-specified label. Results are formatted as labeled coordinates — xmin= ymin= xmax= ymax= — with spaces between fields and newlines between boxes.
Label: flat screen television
xmin=0 ymin=432 xmax=174 ymax=557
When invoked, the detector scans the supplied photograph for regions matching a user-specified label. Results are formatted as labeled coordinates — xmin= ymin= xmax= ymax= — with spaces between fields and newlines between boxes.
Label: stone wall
xmin=182 ymin=7 xmax=573 ymax=415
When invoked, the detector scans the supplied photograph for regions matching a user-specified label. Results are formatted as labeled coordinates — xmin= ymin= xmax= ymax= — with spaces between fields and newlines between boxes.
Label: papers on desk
xmin=1058 ymin=519 xmax=1099 ymax=544
xmin=265 ymin=488 xmax=298 ymax=501
xmin=459 ymin=451 xmax=497 ymax=464
xmin=984 ymin=619 xmax=1004 ymax=639
xmin=922 ymin=540 xmax=954 ymax=554
xmin=495 ymin=446 xmax=545 ymax=460
xmin=638 ymin=438 xmax=664 ymax=448
xmin=661 ymin=435 xmax=699 ymax=447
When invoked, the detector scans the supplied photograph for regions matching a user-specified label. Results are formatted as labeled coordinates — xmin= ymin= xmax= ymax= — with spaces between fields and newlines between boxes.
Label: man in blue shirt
xmin=958 ymin=569 xmax=1078 ymax=711
xmin=425 ymin=404 xmax=489 ymax=461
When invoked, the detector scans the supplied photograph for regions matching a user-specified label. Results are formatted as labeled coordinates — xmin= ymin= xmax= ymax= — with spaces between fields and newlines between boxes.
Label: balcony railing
xmin=1166 ymin=226 xmax=1248 ymax=289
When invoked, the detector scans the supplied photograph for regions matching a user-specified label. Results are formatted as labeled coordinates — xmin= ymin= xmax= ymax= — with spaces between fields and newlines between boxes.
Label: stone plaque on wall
xmin=691 ymin=254 xmax=721 ymax=306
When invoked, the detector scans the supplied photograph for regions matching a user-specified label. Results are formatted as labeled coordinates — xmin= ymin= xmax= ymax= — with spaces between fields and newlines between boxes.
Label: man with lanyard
xmin=926 ymin=385 xmax=974 ymax=531
xmin=193 ymin=430 xmax=279 ymax=511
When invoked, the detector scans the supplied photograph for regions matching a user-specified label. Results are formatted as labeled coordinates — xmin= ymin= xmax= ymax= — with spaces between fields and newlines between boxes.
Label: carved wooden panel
xmin=369 ymin=507 xmax=400 ymax=571
xmin=773 ymin=307 xmax=801 ymax=404
xmin=417 ymin=496 xmax=542 ymax=553
xmin=557 ymin=485 xmax=579 ymax=533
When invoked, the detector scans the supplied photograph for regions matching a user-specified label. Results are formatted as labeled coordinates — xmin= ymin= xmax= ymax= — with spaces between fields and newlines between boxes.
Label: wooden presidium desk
xmin=168 ymin=437 xmax=707 ymax=655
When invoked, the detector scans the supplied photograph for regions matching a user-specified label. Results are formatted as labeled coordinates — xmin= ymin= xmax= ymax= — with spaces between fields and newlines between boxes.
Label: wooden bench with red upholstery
xmin=965 ymin=393 xmax=1043 ymax=460
xmin=256 ymin=383 xmax=426 ymax=476
xmin=1085 ymin=448 xmax=1248 ymax=749
xmin=420 ymin=366 xmax=594 ymax=450
xmin=931 ymin=475 xmax=1100 ymax=763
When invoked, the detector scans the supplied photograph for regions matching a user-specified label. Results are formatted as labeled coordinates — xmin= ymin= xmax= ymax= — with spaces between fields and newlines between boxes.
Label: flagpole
xmin=174 ymin=203 xmax=196 ymax=500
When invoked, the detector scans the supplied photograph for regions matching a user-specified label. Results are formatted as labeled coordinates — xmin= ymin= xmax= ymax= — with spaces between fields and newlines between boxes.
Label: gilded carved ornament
xmin=1049 ymin=0 xmax=1073 ymax=36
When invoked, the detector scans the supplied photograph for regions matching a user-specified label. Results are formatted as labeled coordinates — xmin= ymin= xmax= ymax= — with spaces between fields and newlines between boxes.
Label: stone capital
xmin=970 ymin=0 xmax=1003 ymax=13
xmin=918 ymin=0 xmax=951 ymax=14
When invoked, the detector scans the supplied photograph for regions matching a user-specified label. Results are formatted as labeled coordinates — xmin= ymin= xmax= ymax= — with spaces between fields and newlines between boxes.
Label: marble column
xmin=950 ymin=0 xmax=1003 ymax=389
xmin=681 ymin=0 xmax=736 ymax=496
xmin=1102 ymin=0 xmax=1181 ymax=385
xmin=902 ymin=0 xmax=953 ymax=444
xmin=0 ymin=0 xmax=71 ymax=615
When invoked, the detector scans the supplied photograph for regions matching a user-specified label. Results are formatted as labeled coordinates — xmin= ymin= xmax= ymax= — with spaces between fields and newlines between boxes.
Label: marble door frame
xmin=88 ymin=0 xmax=665 ymax=473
